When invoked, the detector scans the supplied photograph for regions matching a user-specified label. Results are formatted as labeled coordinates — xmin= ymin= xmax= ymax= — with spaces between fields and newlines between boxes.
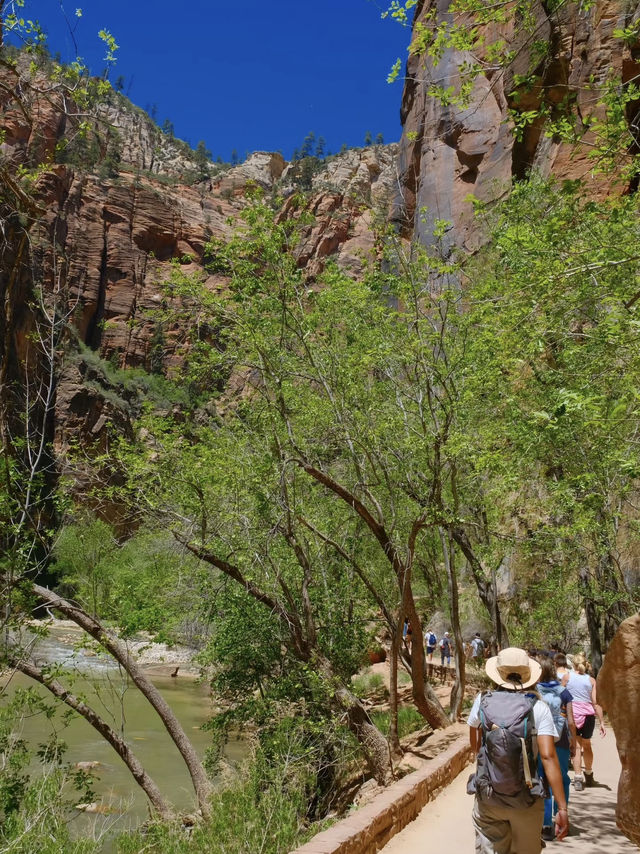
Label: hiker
xmin=425 ymin=627 xmax=437 ymax=662
xmin=563 ymin=653 xmax=606 ymax=790
xmin=468 ymin=647 xmax=569 ymax=852
xmin=471 ymin=632 xmax=485 ymax=662
xmin=536 ymin=656 xmax=577 ymax=841
xmin=554 ymin=651 xmax=572 ymax=683
xmin=439 ymin=631 xmax=451 ymax=667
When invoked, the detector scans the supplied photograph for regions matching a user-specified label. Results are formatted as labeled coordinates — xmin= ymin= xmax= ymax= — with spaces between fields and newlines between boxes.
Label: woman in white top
xmin=562 ymin=653 xmax=606 ymax=790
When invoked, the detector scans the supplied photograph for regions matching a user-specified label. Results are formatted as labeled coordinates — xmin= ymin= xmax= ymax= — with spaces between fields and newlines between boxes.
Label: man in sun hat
xmin=467 ymin=647 xmax=569 ymax=853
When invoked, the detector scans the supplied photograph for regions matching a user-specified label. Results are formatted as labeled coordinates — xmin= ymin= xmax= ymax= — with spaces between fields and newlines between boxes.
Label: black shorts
xmin=577 ymin=714 xmax=595 ymax=739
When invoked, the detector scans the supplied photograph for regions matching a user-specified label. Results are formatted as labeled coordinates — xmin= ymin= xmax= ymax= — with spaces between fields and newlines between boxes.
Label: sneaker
xmin=584 ymin=771 xmax=595 ymax=787
xmin=542 ymin=825 xmax=556 ymax=841
xmin=574 ymin=777 xmax=585 ymax=791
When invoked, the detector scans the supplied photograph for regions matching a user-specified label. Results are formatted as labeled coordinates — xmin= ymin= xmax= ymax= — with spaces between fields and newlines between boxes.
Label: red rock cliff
xmin=1 ymin=60 xmax=398 ymax=455
xmin=392 ymin=0 xmax=640 ymax=254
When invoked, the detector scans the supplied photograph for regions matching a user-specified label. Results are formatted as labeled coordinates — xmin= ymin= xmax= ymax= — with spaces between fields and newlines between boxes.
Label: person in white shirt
xmin=468 ymin=647 xmax=569 ymax=853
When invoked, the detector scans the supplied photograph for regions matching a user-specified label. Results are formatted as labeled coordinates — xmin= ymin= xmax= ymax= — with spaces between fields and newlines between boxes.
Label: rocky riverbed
xmin=25 ymin=619 xmax=202 ymax=677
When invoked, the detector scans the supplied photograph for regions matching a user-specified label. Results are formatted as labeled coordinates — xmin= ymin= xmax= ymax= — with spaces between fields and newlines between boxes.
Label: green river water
xmin=1 ymin=625 xmax=247 ymax=844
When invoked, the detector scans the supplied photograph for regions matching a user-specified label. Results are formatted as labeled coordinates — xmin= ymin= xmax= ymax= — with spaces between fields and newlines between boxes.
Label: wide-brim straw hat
xmin=485 ymin=647 xmax=542 ymax=690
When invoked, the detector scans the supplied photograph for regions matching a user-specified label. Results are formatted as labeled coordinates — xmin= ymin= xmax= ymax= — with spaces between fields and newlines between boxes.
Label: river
xmin=1 ymin=624 xmax=246 ymax=843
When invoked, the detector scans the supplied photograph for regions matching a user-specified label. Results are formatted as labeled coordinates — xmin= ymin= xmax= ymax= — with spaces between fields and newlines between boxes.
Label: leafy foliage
xmin=117 ymin=717 xmax=339 ymax=854
xmin=0 ymin=689 xmax=98 ymax=854
xmin=53 ymin=519 xmax=208 ymax=641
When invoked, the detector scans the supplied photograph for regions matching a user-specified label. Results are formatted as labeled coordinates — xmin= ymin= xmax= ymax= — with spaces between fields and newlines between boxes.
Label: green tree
xmin=54 ymin=517 xmax=117 ymax=617
xmin=457 ymin=179 xmax=640 ymax=668
xmin=194 ymin=139 xmax=212 ymax=181
xmin=300 ymin=131 xmax=316 ymax=158
xmin=116 ymin=199 xmax=467 ymax=734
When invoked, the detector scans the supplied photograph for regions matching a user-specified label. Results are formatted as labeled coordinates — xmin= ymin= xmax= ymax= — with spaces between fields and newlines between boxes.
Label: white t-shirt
xmin=468 ymin=691 xmax=558 ymax=738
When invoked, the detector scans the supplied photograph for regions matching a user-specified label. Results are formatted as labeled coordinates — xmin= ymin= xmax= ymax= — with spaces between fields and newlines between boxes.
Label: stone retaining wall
xmin=290 ymin=734 xmax=474 ymax=854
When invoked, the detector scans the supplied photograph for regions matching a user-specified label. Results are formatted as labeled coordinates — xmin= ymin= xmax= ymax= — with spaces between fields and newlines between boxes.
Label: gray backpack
xmin=467 ymin=690 xmax=546 ymax=807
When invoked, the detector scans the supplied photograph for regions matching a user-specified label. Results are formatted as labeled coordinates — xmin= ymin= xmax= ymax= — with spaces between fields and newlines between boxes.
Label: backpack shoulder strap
xmin=478 ymin=690 xmax=493 ymax=739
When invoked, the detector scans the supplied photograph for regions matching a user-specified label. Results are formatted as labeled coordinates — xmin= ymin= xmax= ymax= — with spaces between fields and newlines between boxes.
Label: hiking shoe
xmin=542 ymin=826 xmax=555 ymax=842
xmin=584 ymin=771 xmax=595 ymax=787
xmin=574 ymin=777 xmax=585 ymax=791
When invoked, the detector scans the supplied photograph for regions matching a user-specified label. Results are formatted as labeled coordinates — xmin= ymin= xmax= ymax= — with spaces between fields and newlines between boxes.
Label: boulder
xmin=597 ymin=613 xmax=640 ymax=848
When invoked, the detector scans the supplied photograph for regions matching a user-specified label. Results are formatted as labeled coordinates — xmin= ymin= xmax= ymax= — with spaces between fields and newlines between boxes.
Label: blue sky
xmin=23 ymin=1 xmax=411 ymax=161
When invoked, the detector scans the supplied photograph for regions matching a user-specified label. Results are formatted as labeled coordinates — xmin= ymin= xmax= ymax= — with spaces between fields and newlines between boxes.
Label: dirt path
xmin=382 ymin=727 xmax=637 ymax=853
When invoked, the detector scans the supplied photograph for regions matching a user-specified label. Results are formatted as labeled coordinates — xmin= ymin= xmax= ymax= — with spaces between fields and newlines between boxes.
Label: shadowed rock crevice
xmin=85 ymin=221 xmax=108 ymax=350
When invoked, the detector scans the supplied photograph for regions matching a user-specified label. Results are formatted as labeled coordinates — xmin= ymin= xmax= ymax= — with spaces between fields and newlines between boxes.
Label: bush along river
xmin=1 ymin=622 xmax=246 ymax=841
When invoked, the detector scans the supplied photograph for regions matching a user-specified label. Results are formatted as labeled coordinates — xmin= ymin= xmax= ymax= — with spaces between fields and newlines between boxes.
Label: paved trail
xmin=382 ymin=727 xmax=636 ymax=853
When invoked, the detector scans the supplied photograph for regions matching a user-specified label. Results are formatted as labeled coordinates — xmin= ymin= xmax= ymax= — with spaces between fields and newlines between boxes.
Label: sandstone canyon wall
xmin=0 ymin=63 xmax=398 ymax=453
xmin=3 ymin=0 xmax=640 ymax=462
xmin=392 ymin=0 xmax=640 ymax=255
xmin=597 ymin=613 xmax=640 ymax=848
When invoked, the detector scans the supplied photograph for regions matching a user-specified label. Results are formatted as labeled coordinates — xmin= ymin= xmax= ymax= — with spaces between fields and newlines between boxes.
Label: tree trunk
xmin=595 ymin=522 xmax=633 ymax=650
xmin=404 ymin=595 xmax=450 ymax=729
xmin=388 ymin=620 xmax=402 ymax=756
xmin=13 ymin=657 xmax=174 ymax=820
xmin=179 ymin=538 xmax=395 ymax=787
xmin=450 ymin=527 xmax=509 ymax=649
xmin=580 ymin=566 xmax=603 ymax=675
xmin=440 ymin=528 xmax=465 ymax=721
xmin=315 ymin=656 xmax=393 ymax=785
xmin=31 ymin=584 xmax=213 ymax=819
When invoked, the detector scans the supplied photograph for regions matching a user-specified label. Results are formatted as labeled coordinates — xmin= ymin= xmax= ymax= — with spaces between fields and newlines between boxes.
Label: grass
xmin=370 ymin=706 xmax=426 ymax=739
xmin=351 ymin=670 xmax=386 ymax=698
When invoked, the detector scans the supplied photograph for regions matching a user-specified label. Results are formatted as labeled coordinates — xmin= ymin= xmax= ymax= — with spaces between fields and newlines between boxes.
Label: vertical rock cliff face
xmin=392 ymin=0 xmax=640 ymax=255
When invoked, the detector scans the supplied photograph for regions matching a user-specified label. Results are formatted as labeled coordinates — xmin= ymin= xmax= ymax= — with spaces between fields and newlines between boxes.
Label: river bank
xmin=24 ymin=618 xmax=202 ymax=677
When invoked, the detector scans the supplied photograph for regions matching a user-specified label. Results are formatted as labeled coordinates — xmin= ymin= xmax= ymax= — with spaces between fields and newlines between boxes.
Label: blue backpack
xmin=537 ymin=682 xmax=567 ymax=741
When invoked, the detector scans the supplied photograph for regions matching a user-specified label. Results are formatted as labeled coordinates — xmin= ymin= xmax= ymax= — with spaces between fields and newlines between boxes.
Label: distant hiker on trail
xmin=467 ymin=647 xmax=569 ymax=853
xmin=471 ymin=632 xmax=485 ymax=662
xmin=425 ymin=628 xmax=437 ymax=662
xmin=536 ymin=656 xmax=577 ymax=842
xmin=563 ymin=653 xmax=606 ymax=791
xmin=439 ymin=632 xmax=451 ymax=667
xmin=403 ymin=618 xmax=413 ymax=647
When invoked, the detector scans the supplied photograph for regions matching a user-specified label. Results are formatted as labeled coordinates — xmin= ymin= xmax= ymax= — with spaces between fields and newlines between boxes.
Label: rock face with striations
xmin=597 ymin=613 xmax=640 ymax=848
xmin=0 ymin=60 xmax=399 ymax=455
xmin=392 ymin=0 xmax=640 ymax=255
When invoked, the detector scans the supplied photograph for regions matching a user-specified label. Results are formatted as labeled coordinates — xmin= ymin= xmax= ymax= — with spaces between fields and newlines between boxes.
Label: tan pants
xmin=472 ymin=797 xmax=544 ymax=854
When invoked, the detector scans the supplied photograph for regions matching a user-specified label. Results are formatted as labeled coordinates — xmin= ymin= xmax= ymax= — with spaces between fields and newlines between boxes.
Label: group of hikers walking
xmin=404 ymin=620 xmax=487 ymax=668
xmin=399 ymin=619 xmax=608 ymax=849
xmin=467 ymin=646 xmax=605 ymax=852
